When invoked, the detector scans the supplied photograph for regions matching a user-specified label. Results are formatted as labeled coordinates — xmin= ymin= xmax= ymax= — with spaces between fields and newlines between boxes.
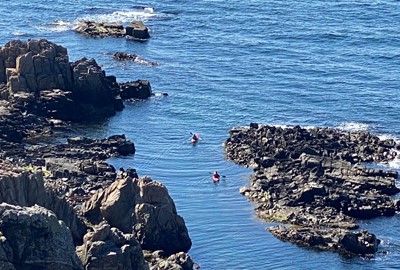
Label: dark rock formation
xmin=225 ymin=124 xmax=400 ymax=256
xmin=81 ymin=177 xmax=192 ymax=256
xmin=77 ymin=222 xmax=149 ymax=270
xmin=269 ymin=226 xmax=379 ymax=257
xmin=113 ymin=52 xmax=159 ymax=66
xmin=0 ymin=39 xmax=196 ymax=269
xmin=74 ymin=21 xmax=125 ymax=38
xmin=0 ymin=39 xmax=154 ymax=122
xmin=119 ymin=80 xmax=152 ymax=100
xmin=75 ymin=21 xmax=150 ymax=41
xmin=0 ymin=203 xmax=83 ymax=270
xmin=125 ymin=21 xmax=150 ymax=41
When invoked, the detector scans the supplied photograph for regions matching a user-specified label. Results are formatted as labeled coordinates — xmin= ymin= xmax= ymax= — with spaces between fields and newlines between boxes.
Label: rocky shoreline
xmin=225 ymin=123 xmax=400 ymax=257
xmin=0 ymin=39 xmax=197 ymax=269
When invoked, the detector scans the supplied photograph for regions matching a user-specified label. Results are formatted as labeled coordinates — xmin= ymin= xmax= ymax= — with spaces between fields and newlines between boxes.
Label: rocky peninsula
xmin=0 ymin=39 xmax=197 ymax=269
xmin=225 ymin=123 xmax=400 ymax=257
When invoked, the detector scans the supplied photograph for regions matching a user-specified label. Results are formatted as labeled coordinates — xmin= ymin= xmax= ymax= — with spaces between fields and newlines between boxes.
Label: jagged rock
xmin=0 ymin=203 xmax=83 ymax=270
xmin=70 ymin=57 xmax=121 ymax=119
xmin=0 ymin=163 xmax=87 ymax=244
xmin=81 ymin=177 xmax=192 ymax=255
xmin=77 ymin=222 xmax=149 ymax=270
xmin=1 ymin=39 xmax=72 ymax=94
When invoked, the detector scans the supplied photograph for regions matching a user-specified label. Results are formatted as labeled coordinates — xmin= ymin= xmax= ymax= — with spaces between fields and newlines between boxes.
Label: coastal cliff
xmin=0 ymin=39 xmax=197 ymax=270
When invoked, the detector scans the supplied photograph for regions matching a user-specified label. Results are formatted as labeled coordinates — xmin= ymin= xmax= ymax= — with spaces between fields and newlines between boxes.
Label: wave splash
xmin=78 ymin=7 xmax=160 ymax=24
xmin=39 ymin=7 xmax=163 ymax=33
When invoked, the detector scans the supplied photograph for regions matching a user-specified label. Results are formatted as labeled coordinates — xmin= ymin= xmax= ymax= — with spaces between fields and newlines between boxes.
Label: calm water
xmin=2 ymin=0 xmax=400 ymax=269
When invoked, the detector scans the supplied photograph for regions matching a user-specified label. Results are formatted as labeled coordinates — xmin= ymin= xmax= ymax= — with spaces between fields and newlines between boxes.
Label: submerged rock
xmin=113 ymin=52 xmax=159 ymax=66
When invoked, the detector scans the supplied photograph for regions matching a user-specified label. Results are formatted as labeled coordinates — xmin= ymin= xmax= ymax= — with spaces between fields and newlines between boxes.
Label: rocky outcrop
xmin=74 ymin=21 xmax=125 ymax=38
xmin=125 ymin=21 xmax=150 ymax=41
xmin=25 ymin=134 xmax=135 ymax=206
xmin=269 ymin=226 xmax=379 ymax=257
xmin=0 ymin=160 xmax=87 ymax=244
xmin=0 ymin=39 xmax=72 ymax=94
xmin=113 ymin=52 xmax=159 ymax=66
xmin=225 ymin=123 xmax=400 ymax=256
xmin=75 ymin=21 xmax=150 ymax=41
xmin=0 ymin=39 xmax=154 ymax=122
xmin=81 ymin=177 xmax=192 ymax=256
xmin=0 ymin=203 xmax=83 ymax=270
xmin=119 ymin=80 xmax=152 ymax=100
xmin=77 ymin=222 xmax=149 ymax=270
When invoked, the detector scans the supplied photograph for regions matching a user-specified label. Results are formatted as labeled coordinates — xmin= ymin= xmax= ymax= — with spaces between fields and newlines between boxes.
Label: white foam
xmin=51 ymin=20 xmax=74 ymax=31
xmin=78 ymin=9 xmax=159 ymax=24
xmin=37 ymin=20 xmax=75 ymax=32
xmin=387 ymin=151 xmax=400 ymax=169
xmin=378 ymin=133 xmax=400 ymax=142
xmin=337 ymin=121 xmax=369 ymax=132
xmin=12 ymin=31 xmax=27 ymax=36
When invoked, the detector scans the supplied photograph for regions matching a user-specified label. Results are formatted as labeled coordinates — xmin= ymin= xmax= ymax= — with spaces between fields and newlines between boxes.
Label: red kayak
xmin=191 ymin=133 xmax=200 ymax=144
xmin=212 ymin=175 xmax=220 ymax=183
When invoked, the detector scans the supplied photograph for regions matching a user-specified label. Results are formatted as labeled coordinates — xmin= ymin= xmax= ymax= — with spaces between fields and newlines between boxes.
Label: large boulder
xmin=81 ymin=177 xmax=192 ymax=255
xmin=119 ymin=80 xmax=152 ymax=100
xmin=125 ymin=21 xmax=150 ymax=41
xmin=0 ymin=163 xmax=87 ymax=244
xmin=77 ymin=222 xmax=149 ymax=270
xmin=0 ymin=203 xmax=83 ymax=270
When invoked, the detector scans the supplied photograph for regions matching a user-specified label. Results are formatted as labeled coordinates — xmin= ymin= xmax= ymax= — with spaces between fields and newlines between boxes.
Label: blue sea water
xmin=2 ymin=0 xmax=400 ymax=269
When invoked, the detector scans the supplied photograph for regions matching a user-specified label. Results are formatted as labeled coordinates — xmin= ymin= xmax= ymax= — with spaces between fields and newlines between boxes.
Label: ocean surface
xmin=2 ymin=0 xmax=400 ymax=269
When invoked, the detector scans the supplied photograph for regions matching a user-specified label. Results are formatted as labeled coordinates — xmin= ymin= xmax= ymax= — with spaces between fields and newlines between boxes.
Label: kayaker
xmin=213 ymin=171 xmax=220 ymax=180
xmin=191 ymin=133 xmax=199 ymax=143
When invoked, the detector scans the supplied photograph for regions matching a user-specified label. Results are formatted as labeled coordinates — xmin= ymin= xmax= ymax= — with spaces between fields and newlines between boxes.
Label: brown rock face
xmin=82 ymin=177 xmax=192 ymax=255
